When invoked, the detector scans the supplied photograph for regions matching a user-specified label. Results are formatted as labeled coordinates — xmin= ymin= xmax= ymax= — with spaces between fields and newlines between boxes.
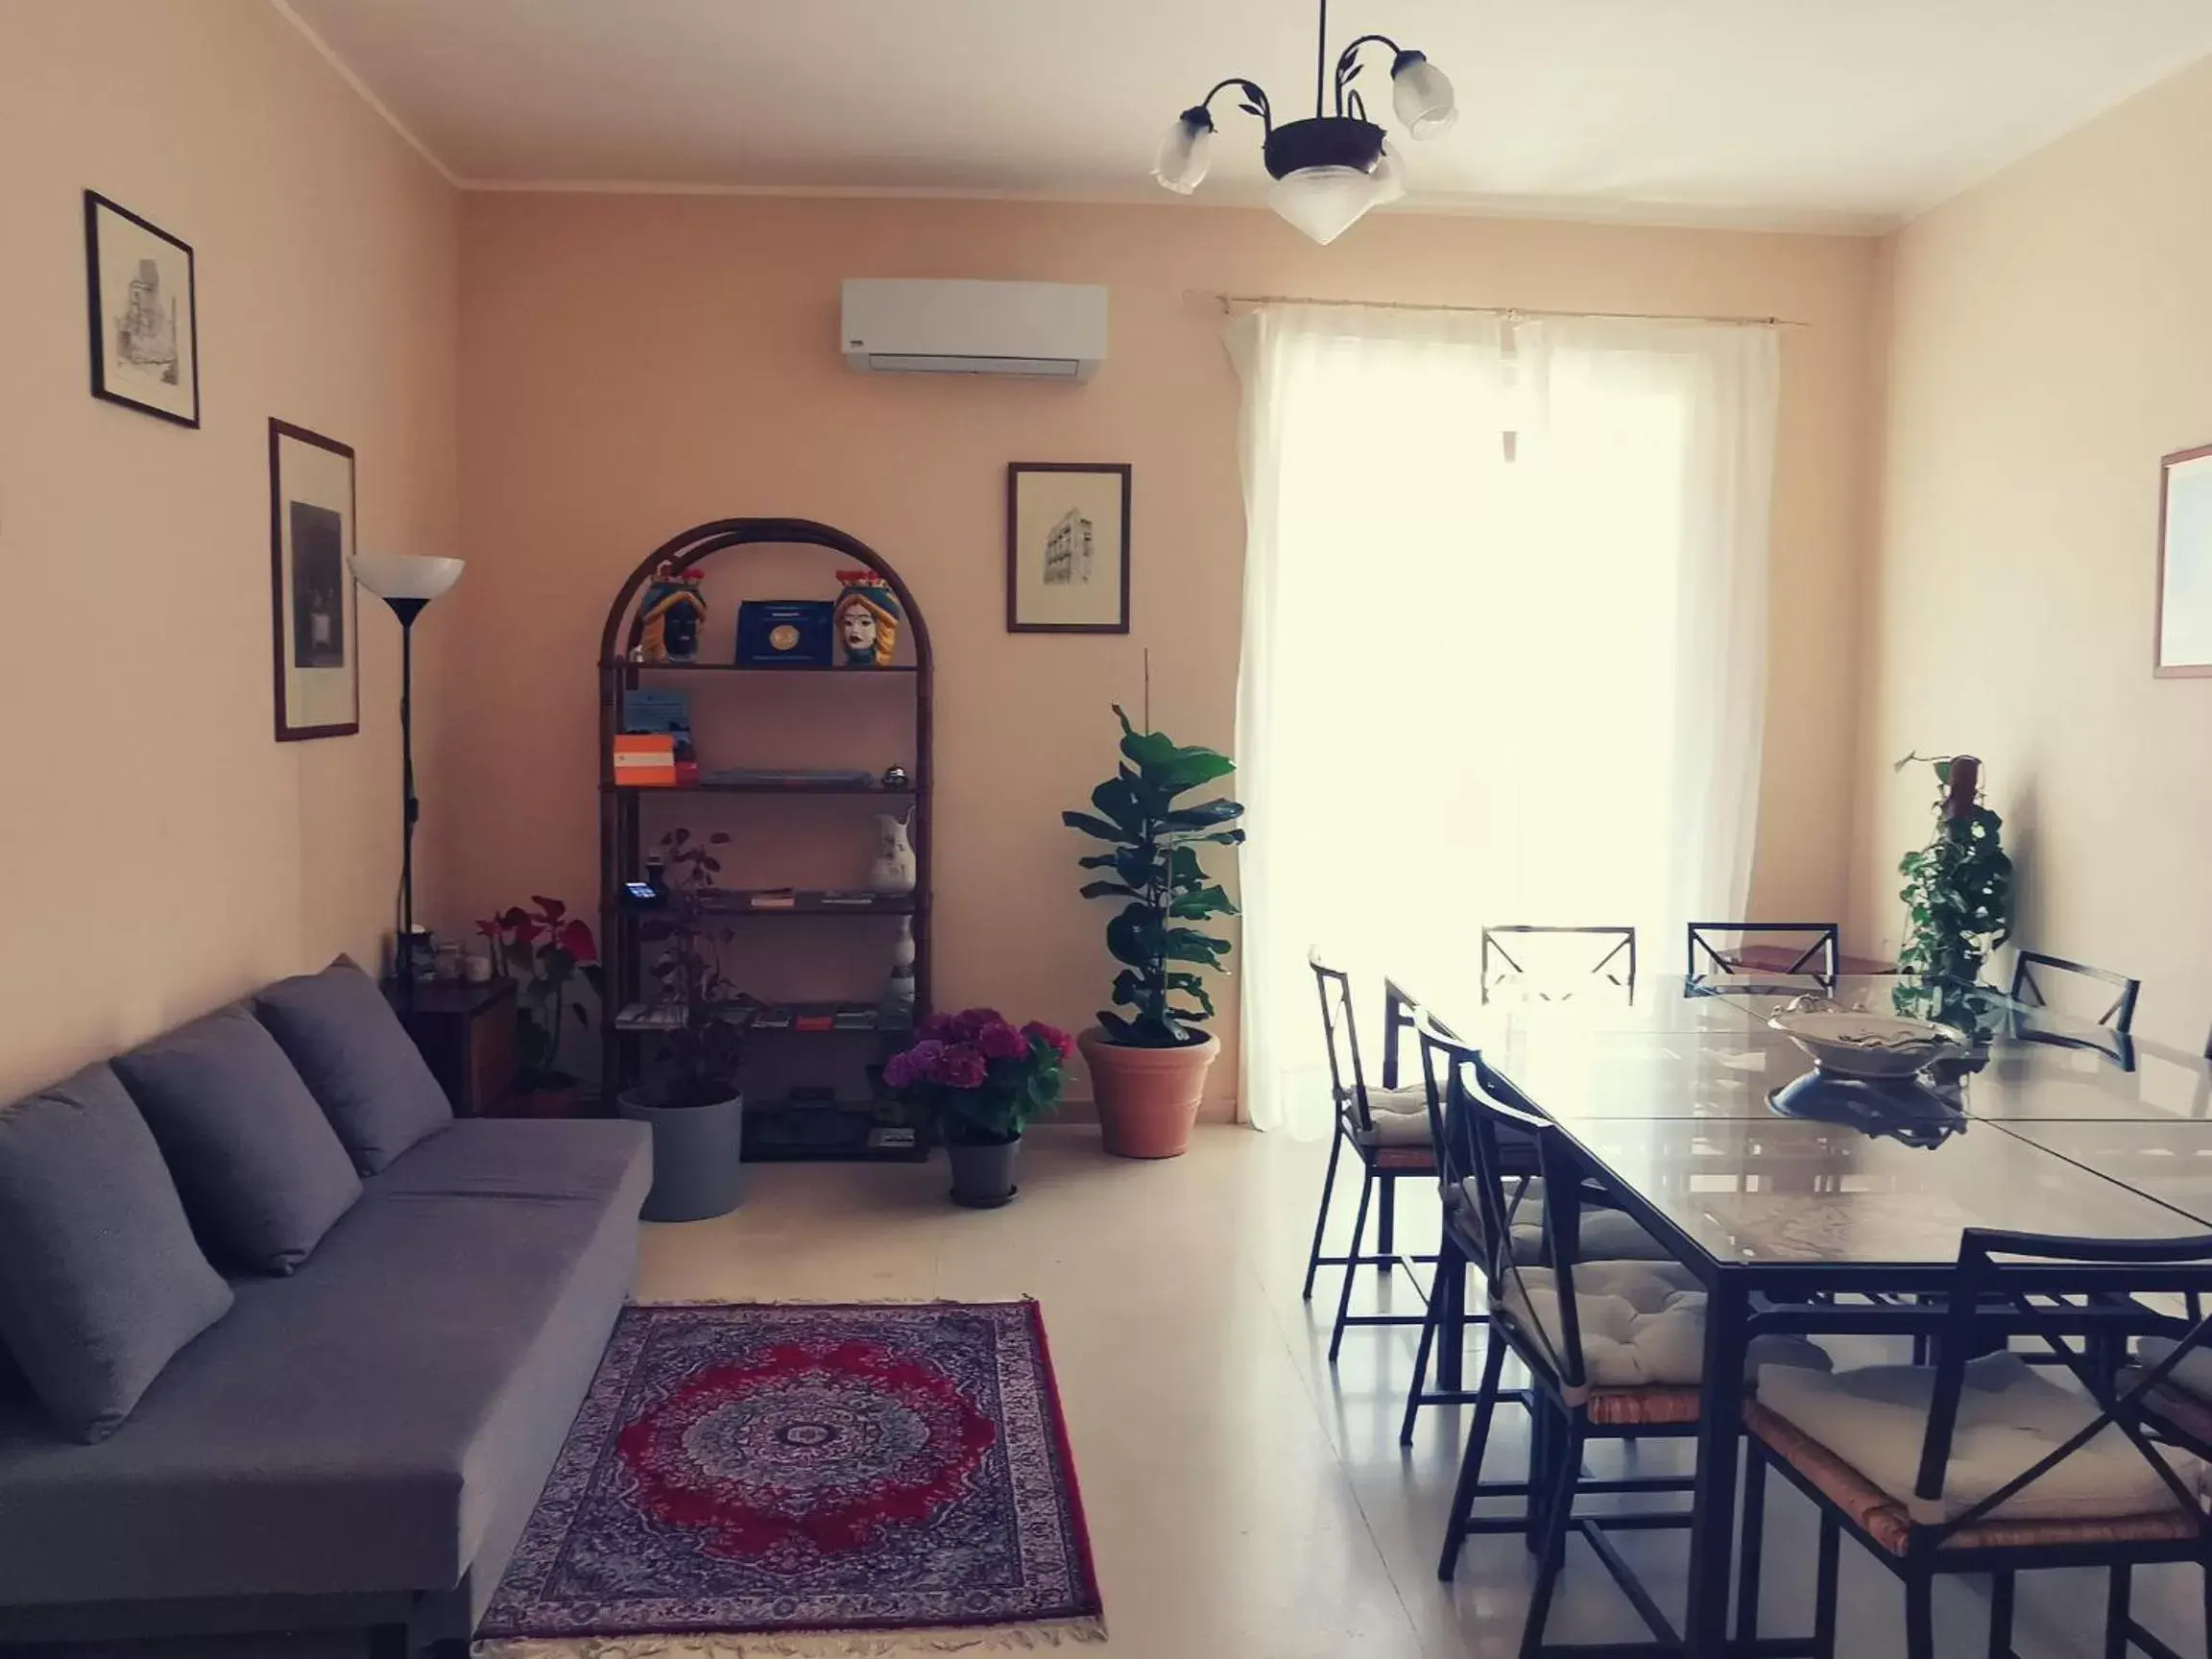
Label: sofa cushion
xmin=253 ymin=957 xmax=452 ymax=1173
xmin=111 ymin=1008 xmax=362 ymax=1274
xmin=0 ymin=1119 xmax=651 ymax=1607
xmin=1496 ymin=1259 xmax=1830 ymax=1388
xmin=1351 ymin=1086 xmax=1431 ymax=1145
xmin=1455 ymin=1176 xmax=1675 ymax=1264
xmin=372 ymin=1117 xmax=658 ymax=1203
xmin=0 ymin=1065 xmax=233 ymax=1444
xmin=2137 ymin=1334 xmax=2212 ymax=1403
xmin=1758 ymin=1352 xmax=2206 ymax=1525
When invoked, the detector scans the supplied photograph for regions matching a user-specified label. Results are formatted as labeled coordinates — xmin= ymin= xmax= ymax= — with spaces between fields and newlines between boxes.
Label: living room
xmin=8 ymin=2 xmax=2212 ymax=1656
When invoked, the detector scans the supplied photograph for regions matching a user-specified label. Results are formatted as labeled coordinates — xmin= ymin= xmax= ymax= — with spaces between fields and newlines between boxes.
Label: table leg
xmin=1684 ymin=1273 xmax=1747 ymax=1656
xmin=1436 ymin=1250 xmax=1466 ymax=1391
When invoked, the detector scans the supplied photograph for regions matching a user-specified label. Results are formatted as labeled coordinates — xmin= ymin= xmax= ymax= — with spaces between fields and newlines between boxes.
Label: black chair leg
xmin=2105 ymin=1564 xmax=2130 ymax=1659
xmin=1301 ymin=1129 xmax=1347 ymax=1301
xmin=1735 ymin=1448 xmax=1767 ymax=1647
xmin=1815 ymin=1511 xmax=1839 ymax=1659
xmin=1327 ymin=1170 xmax=1374 ymax=1363
xmin=1519 ymin=1415 xmax=1584 ymax=1659
xmin=1988 ymin=1570 xmax=2014 ymax=1659
xmin=1400 ymin=1252 xmax=1443 ymax=1447
xmin=1377 ymin=1172 xmax=1396 ymax=1272
xmin=1906 ymin=1573 xmax=1936 ymax=1659
xmin=1434 ymin=1334 xmax=1509 ymax=1578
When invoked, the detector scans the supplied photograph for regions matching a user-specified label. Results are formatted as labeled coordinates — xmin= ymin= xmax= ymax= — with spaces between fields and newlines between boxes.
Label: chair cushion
xmin=111 ymin=1008 xmax=363 ymax=1274
xmin=253 ymin=957 xmax=453 ymax=1173
xmin=0 ymin=1065 xmax=233 ymax=1443
xmin=1455 ymin=1177 xmax=1675 ymax=1264
xmin=1495 ymin=1259 xmax=1831 ymax=1388
xmin=1353 ymin=1086 xmax=1431 ymax=1145
xmin=2137 ymin=1334 xmax=2212 ymax=1404
xmin=1757 ymin=1352 xmax=2207 ymax=1527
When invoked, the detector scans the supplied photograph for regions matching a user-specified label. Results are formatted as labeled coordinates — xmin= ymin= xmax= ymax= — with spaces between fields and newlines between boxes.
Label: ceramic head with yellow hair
xmin=833 ymin=570 xmax=902 ymax=667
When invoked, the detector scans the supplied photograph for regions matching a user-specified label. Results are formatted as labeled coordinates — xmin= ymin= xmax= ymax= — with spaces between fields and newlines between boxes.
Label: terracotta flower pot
xmin=1078 ymin=1028 xmax=1218 ymax=1159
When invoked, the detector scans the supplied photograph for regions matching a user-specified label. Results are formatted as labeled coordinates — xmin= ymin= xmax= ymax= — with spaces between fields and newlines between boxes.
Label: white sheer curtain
xmin=1230 ymin=304 xmax=1779 ymax=1135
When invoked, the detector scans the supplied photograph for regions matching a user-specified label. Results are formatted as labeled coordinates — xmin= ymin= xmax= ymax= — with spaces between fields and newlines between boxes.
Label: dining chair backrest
xmin=2009 ymin=950 xmax=2142 ymax=1034
xmin=1480 ymin=925 xmax=1637 ymax=1005
xmin=1911 ymin=1228 xmax=2212 ymax=1549
xmin=1686 ymin=921 xmax=1839 ymax=980
xmin=1310 ymin=950 xmax=1380 ymax=1135
xmin=1415 ymin=1010 xmax=1589 ymax=1395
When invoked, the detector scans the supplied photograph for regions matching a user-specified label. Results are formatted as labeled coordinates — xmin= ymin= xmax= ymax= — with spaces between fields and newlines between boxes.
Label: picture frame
xmin=1006 ymin=463 xmax=1132 ymax=634
xmin=269 ymin=420 xmax=360 ymax=740
xmin=2156 ymin=444 xmax=2212 ymax=677
xmin=84 ymin=190 xmax=200 ymax=428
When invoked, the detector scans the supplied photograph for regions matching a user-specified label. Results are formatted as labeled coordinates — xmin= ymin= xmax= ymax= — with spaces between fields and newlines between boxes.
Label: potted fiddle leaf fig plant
xmin=475 ymin=898 xmax=600 ymax=1118
xmin=883 ymin=1010 xmax=1072 ymax=1207
xmin=614 ymin=828 xmax=747 ymax=1221
xmin=1063 ymin=706 xmax=1243 ymax=1158
xmin=1892 ymin=752 xmax=2014 ymax=1035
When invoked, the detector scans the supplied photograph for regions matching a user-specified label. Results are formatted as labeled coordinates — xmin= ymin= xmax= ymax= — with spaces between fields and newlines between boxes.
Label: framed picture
xmin=84 ymin=191 xmax=199 ymax=427
xmin=1006 ymin=462 xmax=1131 ymax=634
xmin=269 ymin=420 xmax=360 ymax=740
xmin=2157 ymin=444 xmax=2212 ymax=677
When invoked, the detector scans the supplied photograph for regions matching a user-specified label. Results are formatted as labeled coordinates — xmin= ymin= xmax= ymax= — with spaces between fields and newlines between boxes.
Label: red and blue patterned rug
xmin=478 ymin=1301 xmax=1102 ymax=1650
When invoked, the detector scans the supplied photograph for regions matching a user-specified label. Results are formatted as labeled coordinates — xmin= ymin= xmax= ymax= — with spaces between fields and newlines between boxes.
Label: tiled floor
xmin=637 ymin=1122 xmax=2209 ymax=1659
xmin=41 ymin=1122 xmax=2208 ymax=1656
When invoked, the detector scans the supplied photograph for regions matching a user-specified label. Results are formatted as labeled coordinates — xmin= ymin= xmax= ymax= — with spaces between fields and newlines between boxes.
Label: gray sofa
xmin=0 ymin=962 xmax=650 ymax=1657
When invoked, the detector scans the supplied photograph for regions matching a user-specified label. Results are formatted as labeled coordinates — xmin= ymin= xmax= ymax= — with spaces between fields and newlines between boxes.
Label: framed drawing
xmin=269 ymin=421 xmax=360 ymax=740
xmin=84 ymin=191 xmax=200 ymax=427
xmin=1006 ymin=463 xmax=1131 ymax=634
xmin=2157 ymin=444 xmax=2212 ymax=677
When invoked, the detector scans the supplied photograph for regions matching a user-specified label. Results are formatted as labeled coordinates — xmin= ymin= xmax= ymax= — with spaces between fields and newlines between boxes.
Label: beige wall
xmin=0 ymin=0 xmax=459 ymax=1098
xmin=1849 ymin=55 xmax=2212 ymax=1047
xmin=440 ymin=193 xmax=1880 ymax=1111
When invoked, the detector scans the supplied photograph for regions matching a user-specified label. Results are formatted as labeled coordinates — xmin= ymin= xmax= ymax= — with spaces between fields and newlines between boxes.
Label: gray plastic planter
xmin=616 ymin=1088 xmax=744 ymax=1221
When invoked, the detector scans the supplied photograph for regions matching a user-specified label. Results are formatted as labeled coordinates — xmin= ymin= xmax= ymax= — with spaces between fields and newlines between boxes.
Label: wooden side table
xmin=382 ymin=978 xmax=517 ymax=1117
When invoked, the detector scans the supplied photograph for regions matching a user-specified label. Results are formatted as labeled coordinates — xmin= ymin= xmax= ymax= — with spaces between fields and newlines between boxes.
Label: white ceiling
xmin=280 ymin=0 xmax=2212 ymax=230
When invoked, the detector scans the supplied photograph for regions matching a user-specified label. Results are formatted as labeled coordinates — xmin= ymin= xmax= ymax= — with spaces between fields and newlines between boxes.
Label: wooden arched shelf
xmin=595 ymin=518 xmax=933 ymax=1160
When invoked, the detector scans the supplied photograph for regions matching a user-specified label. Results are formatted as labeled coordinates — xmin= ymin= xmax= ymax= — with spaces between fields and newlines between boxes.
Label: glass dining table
xmin=1379 ymin=971 xmax=2212 ymax=1654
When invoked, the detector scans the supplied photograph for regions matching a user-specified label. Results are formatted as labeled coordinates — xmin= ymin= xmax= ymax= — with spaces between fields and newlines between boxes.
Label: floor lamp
xmin=352 ymin=554 xmax=465 ymax=1000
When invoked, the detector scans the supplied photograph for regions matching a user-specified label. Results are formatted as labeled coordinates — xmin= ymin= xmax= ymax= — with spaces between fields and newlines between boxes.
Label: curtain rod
xmin=1202 ymin=291 xmax=1807 ymax=328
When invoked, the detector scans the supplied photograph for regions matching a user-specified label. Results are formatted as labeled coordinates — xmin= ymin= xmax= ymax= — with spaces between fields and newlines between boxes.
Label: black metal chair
xmin=1480 ymin=925 xmax=1637 ymax=1004
xmin=1302 ymin=950 xmax=1440 ymax=1363
xmin=1419 ymin=1014 xmax=1830 ymax=1657
xmin=2010 ymin=950 xmax=2142 ymax=1035
xmin=1739 ymin=1229 xmax=2212 ymax=1659
xmin=1686 ymin=920 xmax=1840 ymax=981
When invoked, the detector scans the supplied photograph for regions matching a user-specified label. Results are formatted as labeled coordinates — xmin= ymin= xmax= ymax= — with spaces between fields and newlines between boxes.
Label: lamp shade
xmin=352 ymin=553 xmax=465 ymax=602
xmin=1152 ymin=108 xmax=1214 ymax=195
xmin=1390 ymin=50 xmax=1458 ymax=138
xmin=1268 ymin=165 xmax=1389 ymax=245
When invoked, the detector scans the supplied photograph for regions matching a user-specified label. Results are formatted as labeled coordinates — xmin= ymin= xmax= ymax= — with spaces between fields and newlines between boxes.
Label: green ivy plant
xmin=1063 ymin=707 xmax=1244 ymax=1048
xmin=1895 ymin=752 xmax=2014 ymax=985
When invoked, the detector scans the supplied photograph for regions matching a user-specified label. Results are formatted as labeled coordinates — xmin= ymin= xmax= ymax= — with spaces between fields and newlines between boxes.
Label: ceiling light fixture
xmin=1152 ymin=0 xmax=1456 ymax=245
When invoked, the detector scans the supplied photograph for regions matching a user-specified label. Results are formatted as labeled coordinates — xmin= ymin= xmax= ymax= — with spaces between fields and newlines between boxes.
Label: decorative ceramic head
xmin=832 ymin=571 xmax=902 ymax=667
xmin=639 ymin=561 xmax=709 ymax=663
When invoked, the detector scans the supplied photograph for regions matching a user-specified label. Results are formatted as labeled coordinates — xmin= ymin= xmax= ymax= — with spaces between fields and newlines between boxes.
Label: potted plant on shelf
xmin=475 ymin=898 xmax=601 ymax=1118
xmin=1892 ymin=752 xmax=2014 ymax=1034
xmin=1063 ymin=706 xmax=1243 ymax=1159
xmin=885 ymin=1009 xmax=1072 ymax=1207
xmin=614 ymin=828 xmax=746 ymax=1221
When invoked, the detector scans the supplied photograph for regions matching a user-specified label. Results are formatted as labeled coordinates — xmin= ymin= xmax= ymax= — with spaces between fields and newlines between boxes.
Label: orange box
xmin=613 ymin=733 xmax=678 ymax=787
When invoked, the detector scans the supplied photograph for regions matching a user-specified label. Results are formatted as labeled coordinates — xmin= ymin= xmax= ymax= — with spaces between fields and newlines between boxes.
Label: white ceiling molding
xmin=273 ymin=0 xmax=2212 ymax=234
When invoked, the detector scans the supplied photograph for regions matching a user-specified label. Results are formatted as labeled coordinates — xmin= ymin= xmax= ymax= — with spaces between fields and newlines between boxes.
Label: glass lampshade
xmin=1151 ymin=109 xmax=1214 ymax=195
xmin=1390 ymin=51 xmax=1458 ymax=138
xmin=1371 ymin=141 xmax=1407 ymax=207
xmin=1268 ymin=165 xmax=1389 ymax=245
xmin=351 ymin=553 xmax=465 ymax=602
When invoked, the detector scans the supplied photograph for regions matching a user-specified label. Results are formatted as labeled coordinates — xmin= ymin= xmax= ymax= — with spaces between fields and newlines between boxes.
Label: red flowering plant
xmin=882 ymin=1008 xmax=1073 ymax=1147
xmin=476 ymin=897 xmax=601 ymax=1092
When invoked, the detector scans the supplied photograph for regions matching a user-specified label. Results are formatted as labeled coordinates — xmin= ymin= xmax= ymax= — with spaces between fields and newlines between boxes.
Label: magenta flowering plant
xmin=882 ymin=1007 xmax=1072 ymax=1146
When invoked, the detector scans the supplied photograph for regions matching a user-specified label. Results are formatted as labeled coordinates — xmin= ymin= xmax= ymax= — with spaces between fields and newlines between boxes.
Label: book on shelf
xmin=698 ymin=767 xmax=878 ymax=788
xmin=831 ymin=1003 xmax=879 ymax=1030
xmin=793 ymin=1010 xmax=835 ymax=1033
xmin=613 ymin=1001 xmax=687 ymax=1031
xmin=816 ymin=890 xmax=879 ymax=907
xmin=750 ymin=1006 xmax=793 ymax=1031
xmin=612 ymin=733 xmax=678 ymax=787
xmin=747 ymin=888 xmax=797 ymax=910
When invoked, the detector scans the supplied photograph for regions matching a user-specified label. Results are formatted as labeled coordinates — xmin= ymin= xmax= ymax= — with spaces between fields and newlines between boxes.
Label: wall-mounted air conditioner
xmin=840 ymin=279 xmax=1108 ymax=381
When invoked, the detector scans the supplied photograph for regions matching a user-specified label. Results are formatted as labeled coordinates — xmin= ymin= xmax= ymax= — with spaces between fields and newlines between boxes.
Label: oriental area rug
xmin=477 ymin=1301 xmax=1103 ymax=1656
